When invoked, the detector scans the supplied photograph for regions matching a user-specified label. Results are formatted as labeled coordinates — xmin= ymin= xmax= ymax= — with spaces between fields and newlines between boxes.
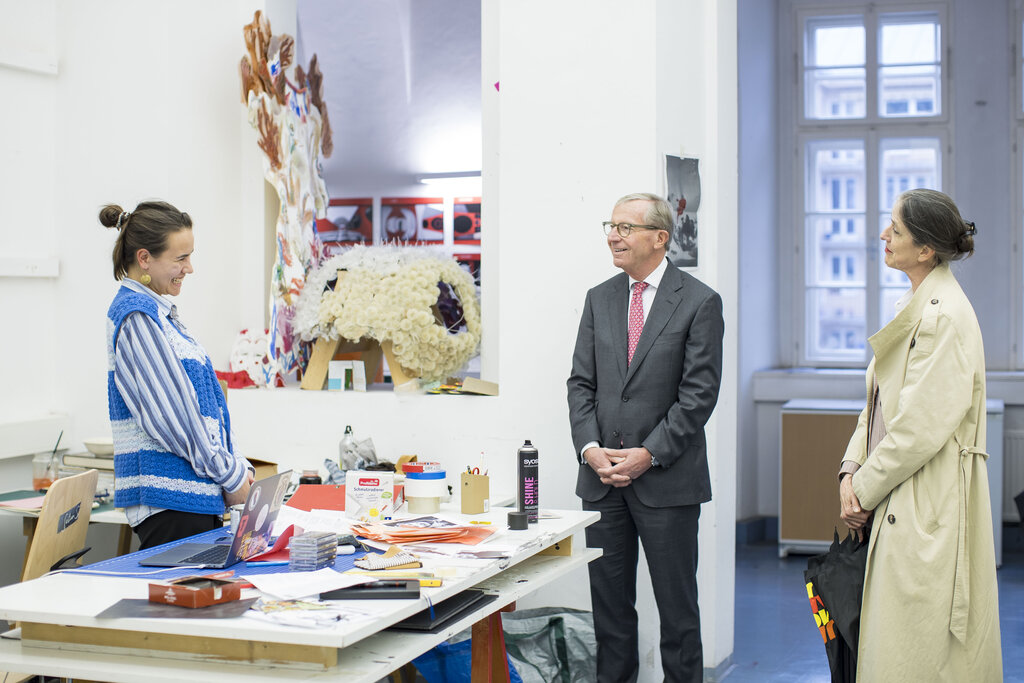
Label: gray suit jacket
xmin=567 ymin=261 xmax=724 ymax=506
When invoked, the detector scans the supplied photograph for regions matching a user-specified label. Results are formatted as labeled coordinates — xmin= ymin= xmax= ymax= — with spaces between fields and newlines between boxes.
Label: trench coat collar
xmin=868 ymin=262 xmax=954 ymax=359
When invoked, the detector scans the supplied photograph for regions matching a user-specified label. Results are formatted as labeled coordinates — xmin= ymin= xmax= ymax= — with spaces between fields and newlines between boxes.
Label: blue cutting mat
xmin=67 ymin=527 xmax=373 ymax=580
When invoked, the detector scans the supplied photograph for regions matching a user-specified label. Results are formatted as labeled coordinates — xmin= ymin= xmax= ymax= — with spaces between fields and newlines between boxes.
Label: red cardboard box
xmin=148 ymin=576 xmax=241 ymax=609
xmin=285 ymin=483 xmax=405 ymax=513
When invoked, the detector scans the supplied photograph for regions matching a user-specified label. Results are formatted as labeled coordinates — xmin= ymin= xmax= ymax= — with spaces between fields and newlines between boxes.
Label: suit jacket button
xmin=622 ymin=396 xmax=629 ymax=402
xmin=887 ymin=514 xmax=896 ymax=524
xmin=613 ymin=430 xmax=620 ymax=437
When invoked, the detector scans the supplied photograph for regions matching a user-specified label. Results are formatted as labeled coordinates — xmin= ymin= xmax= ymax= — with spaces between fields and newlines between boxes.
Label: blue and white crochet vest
xmin=106 ymin=286 xmax=230 ymax=515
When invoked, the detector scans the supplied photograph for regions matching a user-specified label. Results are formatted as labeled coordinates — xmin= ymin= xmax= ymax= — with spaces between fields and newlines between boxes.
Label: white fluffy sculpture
xmin=294 ymin=246 xmax=481 ymax=383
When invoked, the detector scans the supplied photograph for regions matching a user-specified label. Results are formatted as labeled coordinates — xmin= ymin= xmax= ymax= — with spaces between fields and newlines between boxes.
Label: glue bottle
xmin=339 ymin=425 xmax=354 ymax=469
xmin=517 ymin=439 xmax=539 ymax=523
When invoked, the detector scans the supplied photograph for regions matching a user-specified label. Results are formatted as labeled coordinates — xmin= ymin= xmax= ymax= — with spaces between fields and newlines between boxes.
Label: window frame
xmin=782 ymin=0 xmax=952 ymax=367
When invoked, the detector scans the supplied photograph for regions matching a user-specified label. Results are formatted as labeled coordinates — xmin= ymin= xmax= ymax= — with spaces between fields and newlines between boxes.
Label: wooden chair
xmin=1 ymin=471 xmax=99 ymax=683
xmin=21 ymin=469 xmax=99 ymax=582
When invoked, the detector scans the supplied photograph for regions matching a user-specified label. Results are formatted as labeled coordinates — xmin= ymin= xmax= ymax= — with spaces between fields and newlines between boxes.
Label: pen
xmin=469 ymin=520 xmax=491 ymax=525
xmin=247 ymin=560 xmax=289 ymax=566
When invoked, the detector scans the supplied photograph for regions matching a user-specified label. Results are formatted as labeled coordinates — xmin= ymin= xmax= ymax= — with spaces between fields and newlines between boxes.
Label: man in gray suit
xmin=567 ymin=192 xmax=724 ymax=683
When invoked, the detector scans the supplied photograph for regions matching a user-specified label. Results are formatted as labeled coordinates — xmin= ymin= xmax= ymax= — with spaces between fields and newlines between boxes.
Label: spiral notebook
xmin=353 ymin=546 xmax=421 ymax=571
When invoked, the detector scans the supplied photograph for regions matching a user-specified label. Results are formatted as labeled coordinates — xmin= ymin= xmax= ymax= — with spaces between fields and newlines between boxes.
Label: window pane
xmin=878 ymin=137 xmax=941 ymax=212
xmin=805 ymin=68 xmax=867 ymax=119
xmin=807 ymin=20 xmax=865 ymax=66
xmin=806 ymin=140 xmax=865 ymax=212
xmin=880 ymin=19 xmax=939 ymax=64
xmin=807 ymin=215 xmax=866 ymax=286
xmin=804 ymin=17 xmax=865 ymax=119
xmin=879 ymin=14 xmax=941 ymax=117
xmin=807 ymin=288 xmax=866 ymax=359
xmin=879 ymin=65 xmax=941 ymax=117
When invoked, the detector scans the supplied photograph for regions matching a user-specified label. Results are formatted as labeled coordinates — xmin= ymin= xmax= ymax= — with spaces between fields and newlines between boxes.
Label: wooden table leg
xmin=471 ymin=601 xmax=516 ymax=683
xmin=116 ymin=523 xmax=133 ymax=556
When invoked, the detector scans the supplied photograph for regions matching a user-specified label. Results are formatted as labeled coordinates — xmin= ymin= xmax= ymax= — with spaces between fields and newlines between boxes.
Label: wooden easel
xmin=299 ymin=270 xmax=421 ymax=390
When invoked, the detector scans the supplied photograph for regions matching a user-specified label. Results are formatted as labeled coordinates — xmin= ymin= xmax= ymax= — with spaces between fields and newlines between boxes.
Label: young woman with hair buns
xmin=100 ymin=200 xmax=252 ymax=550
xmin=837 ymin=189 xmax=1001 ymax=681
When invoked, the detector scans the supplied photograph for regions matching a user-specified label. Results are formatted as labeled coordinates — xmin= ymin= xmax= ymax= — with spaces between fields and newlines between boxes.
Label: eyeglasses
xmin=601 ymin=221 xmax=663 ymax=238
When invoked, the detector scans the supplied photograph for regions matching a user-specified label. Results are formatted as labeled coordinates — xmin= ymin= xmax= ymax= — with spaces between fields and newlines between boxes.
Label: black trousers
xmin=133 ymin=509 xmax=223 ymax=550
xmin=583 ymin=486 xmax=702 ymax=683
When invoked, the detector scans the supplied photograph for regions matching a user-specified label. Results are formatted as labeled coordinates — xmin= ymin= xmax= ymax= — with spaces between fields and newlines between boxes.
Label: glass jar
xmin=32 ymin=453 xmax=59 ymax=491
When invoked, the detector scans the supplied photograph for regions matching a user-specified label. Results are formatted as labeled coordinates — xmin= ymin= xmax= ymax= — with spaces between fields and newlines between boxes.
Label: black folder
xmin=320 ymin=580 xmax=420 ymax=600
xmin=387 ymin=589 xmax=497 ymax=632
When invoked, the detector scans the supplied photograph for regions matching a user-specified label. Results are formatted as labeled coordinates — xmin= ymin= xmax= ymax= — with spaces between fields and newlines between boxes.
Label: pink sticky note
xmin=494 ymin=81 xmax=500 ymax=92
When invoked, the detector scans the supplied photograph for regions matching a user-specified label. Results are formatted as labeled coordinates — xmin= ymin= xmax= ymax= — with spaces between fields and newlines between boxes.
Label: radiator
xmin=1005 ymin=430 xmax=1024 ymax=523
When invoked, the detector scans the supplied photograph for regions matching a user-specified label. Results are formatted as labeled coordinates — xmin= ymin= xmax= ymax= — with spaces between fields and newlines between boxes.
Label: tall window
xmin=793 ymin=4 xmax=949 ymax=365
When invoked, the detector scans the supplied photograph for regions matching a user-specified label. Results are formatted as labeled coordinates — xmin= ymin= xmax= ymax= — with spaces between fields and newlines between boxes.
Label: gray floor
xmin=728 ymin=529 xmax=1024 ymax=682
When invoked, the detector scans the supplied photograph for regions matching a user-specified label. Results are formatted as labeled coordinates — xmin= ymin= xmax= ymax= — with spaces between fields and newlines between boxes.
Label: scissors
xmin=468 ymin=466 xmax=481 ymax=475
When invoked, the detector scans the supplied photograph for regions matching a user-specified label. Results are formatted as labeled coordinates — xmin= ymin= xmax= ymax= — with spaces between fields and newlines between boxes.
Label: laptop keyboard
xmin=182 ymin=545 xmax=230 ymax=566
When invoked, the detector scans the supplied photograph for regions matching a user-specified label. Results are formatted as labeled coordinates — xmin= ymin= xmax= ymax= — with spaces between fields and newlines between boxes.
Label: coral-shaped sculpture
xmin=239 ymin=10 xmax=333 ymax=382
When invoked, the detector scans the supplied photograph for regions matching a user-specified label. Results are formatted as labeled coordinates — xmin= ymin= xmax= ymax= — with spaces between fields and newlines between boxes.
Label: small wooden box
xmin=148 ymin=576 xmax=241 ymax=609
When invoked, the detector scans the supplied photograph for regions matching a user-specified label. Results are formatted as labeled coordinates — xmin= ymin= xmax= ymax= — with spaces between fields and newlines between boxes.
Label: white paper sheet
xmin=241 ymin=567 xmax=371 ymax=600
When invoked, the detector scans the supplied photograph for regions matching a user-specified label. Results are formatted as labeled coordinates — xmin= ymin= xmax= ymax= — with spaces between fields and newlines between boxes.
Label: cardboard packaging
xmin=345 ymin=471 xmax=398 ymax=521
xmin=286 ymin=482 xmax=404 ymax=513
xmin=461 ymin=472 xmax=490 ymax=514
xmin=248 ymin=458 xmax=278 ymax=482
xmin=148 ymin=576 xmax=241 ymax=609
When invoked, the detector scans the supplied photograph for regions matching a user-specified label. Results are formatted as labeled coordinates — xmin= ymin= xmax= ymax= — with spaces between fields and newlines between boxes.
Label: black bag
xmin=804 ymin=529 xmax=868 ymax=683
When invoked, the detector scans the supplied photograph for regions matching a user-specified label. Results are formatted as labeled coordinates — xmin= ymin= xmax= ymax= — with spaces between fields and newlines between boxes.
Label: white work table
xmin=0 ymin=507 xmax=600 ymax=683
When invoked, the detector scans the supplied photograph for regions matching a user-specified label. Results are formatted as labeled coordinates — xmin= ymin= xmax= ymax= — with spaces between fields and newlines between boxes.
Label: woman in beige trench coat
xmin=839 ymin=189 xmax=1001 ymax=683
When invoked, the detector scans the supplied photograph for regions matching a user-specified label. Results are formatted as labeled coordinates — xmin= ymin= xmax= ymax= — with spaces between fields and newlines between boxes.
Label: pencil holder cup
xmin=460 ymin=472 xmax=490 ymax=515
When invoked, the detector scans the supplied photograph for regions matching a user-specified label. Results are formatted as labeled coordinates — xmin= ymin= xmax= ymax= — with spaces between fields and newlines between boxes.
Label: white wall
xmin=0 ymin=0 xmax=739 ymax=678
xmin=0 ymin=0 xmax=289 ymax=589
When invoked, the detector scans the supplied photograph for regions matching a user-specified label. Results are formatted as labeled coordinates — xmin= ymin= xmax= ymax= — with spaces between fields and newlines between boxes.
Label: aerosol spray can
xmin=517 ymin=439 xmax=539 ymax=523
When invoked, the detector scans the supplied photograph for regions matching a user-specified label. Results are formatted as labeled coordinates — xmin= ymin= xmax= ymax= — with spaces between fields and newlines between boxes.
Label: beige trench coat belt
xmin=951 ymin=445 xmax=988 ymax=643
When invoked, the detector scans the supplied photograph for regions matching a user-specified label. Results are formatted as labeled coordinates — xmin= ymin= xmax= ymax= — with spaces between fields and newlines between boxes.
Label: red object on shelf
xmin=215 ymin=370 xmax=256 ymax=389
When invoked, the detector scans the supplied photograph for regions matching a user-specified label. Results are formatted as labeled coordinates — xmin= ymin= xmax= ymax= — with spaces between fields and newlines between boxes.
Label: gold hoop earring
xmin=140 ymin=273 xmax=152 ymax=285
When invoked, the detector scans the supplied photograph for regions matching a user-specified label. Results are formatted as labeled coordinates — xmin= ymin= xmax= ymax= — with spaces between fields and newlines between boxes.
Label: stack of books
xmin=60 ymin=452 xmax=115 ymax=501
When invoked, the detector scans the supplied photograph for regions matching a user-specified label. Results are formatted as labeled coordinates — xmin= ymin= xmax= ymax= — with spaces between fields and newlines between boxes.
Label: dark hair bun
xmin=99 ymin=204 xmax=125 ymax=229
xmin=956 ymin=232 xmax=975 ymax=255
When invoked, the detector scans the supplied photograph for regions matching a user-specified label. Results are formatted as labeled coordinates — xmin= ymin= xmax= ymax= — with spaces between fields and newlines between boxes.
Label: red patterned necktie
xmin=627 ymin=281 xmax=648 ymax=365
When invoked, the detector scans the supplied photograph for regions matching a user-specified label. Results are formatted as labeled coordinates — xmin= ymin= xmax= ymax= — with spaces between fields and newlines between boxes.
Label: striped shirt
xmin=113 ymin=278 xmax=248 ymax=525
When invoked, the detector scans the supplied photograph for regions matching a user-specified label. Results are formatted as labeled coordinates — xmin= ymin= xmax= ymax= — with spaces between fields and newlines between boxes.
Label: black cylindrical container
xmin=517 ymin=439 xmax=539 ymax=523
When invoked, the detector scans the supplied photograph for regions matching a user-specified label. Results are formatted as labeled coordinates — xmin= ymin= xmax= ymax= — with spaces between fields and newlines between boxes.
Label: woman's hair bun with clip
xmin=957 ymin=220 xmax=976 ymax=255
xmin=99 ymin=204 xmax=128 ymax=230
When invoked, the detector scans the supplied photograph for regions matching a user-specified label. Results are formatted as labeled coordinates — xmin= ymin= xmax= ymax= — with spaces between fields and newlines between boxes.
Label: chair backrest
xmin=22 ymin=469 xmax=98 ymax=582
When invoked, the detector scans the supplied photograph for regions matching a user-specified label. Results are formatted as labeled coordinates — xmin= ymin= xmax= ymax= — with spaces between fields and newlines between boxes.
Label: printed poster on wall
xmin=316 ymin=198 xmax=373 ymax=257
xmin=455 ymin=253 xmax=481 ymax=288
xmin=380 ymin=197 xmax=444 ymax=243
xmin=664 ymin=155 xmax=700 ymax=268
xmin=453 ymin=197 xmax=481 ymax=244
